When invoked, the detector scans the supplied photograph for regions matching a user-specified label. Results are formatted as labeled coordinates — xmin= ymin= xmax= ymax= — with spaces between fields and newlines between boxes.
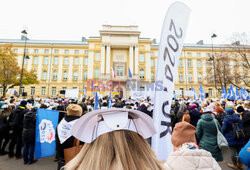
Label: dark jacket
xmin=242 ymin=110 xmax=250 ymax=141
xmin=215 ymin=111 xmax=227 ymax=127
xmin=11 ymin=106 xmax=29 ymax=132
xmin=55 ymin=115 xmax=81 ymax=170
xmin=189 ymin=110 xmax=201 ymax=127
xmin=0 ymin=112 xmax=10 ymax=134
xmin=196 ymin=113 xmax=223 ymax=162
xmin=22 ymin=111 xmax=36 ymax=143
xmin=222 ymin=114 xmax=245 ymax=147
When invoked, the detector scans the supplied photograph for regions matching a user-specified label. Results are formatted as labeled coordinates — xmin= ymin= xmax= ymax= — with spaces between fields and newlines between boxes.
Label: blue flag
xmin=108 ymin=92 xmax=112 ymax=108
xmin=91 ymin=81 xmax=94 ymax=90
xmin=83 ymin=85 xmax=86 ymax=98
xmin=199 ymin=85 xmax=205 ymax=99
xmin=221 ymin=86 xmax=227 ymax=99
xmin=227 ymin=85 xmax=235 ymax=100
xmin=240 ymin=86 xmax=244 ymax=100
xmin=35 ymin=109 xmax=59 ymax=159
xmin=94 ymin=92 xmax=99 ymax=110
xmin=191 ymin=86 xmax=197 ymax=100
xmin=235 ymin=87 xmax=241 ymax=100
xmin=128 ymin=67 xmax=132 ymax=78
xmin=242 ymin=88 xmax=249 ymax=100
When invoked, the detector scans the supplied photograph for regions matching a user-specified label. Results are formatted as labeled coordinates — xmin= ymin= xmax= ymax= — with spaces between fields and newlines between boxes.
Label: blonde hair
xmin=64 ymin=131 xmax=165 ymax=170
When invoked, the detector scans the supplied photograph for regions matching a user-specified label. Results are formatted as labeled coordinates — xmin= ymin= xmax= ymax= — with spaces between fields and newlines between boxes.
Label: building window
xmin=73 ymin=87 xmax=77 ymax=89
xmin=41 ymin=87 xmax=46 ymax=95
xmin=188 ymin=73 xmax=192 ymax=82
xmin=139 ymin=54 xmax=144 ymax=62
xmin=25 ymin=49 xmax=29 ymax=53
xmin=188 ymin=59 xmax=192 ymax=67
xmin=73 ymin=71 xmax=78 ymax=80
xmin=206 ymin=61 xmax=210 ymax=67
xmin=31 ymin=87 xmax=35 ymax=96
xmin=198 ymin=73 xmax=202 ymax=82
xmin=62 ymin=87 xmax=67 ymax=90
xmin=206 ymin=53 xmax=210 ymax=57
xmin=54 ymin=56 xmax=59 ymax=65
xmin=64 ymin=57 xmax=69 ymax=65
xmin=197 ymin=60 xmax=201 ymax=68
xmin=34 ymin=49 xmax=38 ymax=53
xmin=74 ymin=57 xmax=79 ymax=65
xmin=55 ymin=49 xmax=59 ymax=54
xmin=52 ymin=87 xmax=56 ymax=96
xmin=178 ymin=59 xmax=183 ymax=67
xmin=84 ymin=50 xmax=89 ymax=54
xmin=44 ymin=56 xmax=48 ymax=65
xmin=179 ymin=72 xmax=183 ymax=82
xmin=151 ymin=59 xmax=154 ymax=67
xmin=187 ymin=52 xmax=191 ymax=57
xmin=42 ymin=71 xmax=47 ymax=80
xmin=116 ymin=66 xmax=123 ymax=76
xmin=84 ymin=71 xmax=88 ymax=80
xmin=24 ymin=58 xmax=28 ymax=65
xmin=209 ymin=88 xmax=213 ymax=97
xmin=150 ymin=52 xmax=154 ymax=56
xmin=14 ymin=49 xmax=18 ymax=53
xmin=75 ymin=50 xmax=79 ymax=54
xmin=65 ymin=50 xmax=69 ymax=54
xmin=196 ymin=53 xmax=201 ymax=57
xmin=94 ymin=68 xmax=100 ymax=78
xmin=63 ymin=71 xmax=68 ymax=80
xmin=151 ymin=72 xmax=154 ymax=81
xmin=84 ymin=57 xmax=88 ymax=65
xmin=45 ymin=49 xmax=49 ymax=54
xmin=140 ymin=69 xmax=144 ymax=79
xmin=95 ymin=52 xmax=100 ymax=61
xmin=53 ymin=71 xmax=58 ymax=80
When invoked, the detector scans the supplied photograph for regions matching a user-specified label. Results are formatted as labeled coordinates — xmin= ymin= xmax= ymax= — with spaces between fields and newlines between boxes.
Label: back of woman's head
xmin=182 ymin=112 xmax=190 ymax=123
xmin=178 ymin=103 xmax=187 ymax=113
xmin=64 ymin=130 xmax=164 ymax=170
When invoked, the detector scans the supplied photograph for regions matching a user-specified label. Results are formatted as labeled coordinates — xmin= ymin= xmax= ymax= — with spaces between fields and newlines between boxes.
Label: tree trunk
xmin=2 ymin=85 xmax=7 ymax=97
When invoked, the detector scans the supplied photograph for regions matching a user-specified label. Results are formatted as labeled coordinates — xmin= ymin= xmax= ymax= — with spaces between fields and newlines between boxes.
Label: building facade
xmin=0 ymin=25 xmax=249 ymax=98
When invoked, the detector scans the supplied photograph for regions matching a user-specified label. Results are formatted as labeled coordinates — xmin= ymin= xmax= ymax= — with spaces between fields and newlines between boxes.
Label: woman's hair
xmin=178 ymin=103 xmax=187 ymax=113
xmin=64 ymin=131 xmax=164 ymax=170
xmin=182 ymin=112 xmax=190 ymax=123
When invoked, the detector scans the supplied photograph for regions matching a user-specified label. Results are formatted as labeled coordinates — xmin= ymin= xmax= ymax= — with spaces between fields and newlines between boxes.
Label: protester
xmin=8 ymin=100 xmax=29 ymax=159
xmin=22 ymin=107 xmax=37 ymax=164
xmin=222 ymin=108 xmax=245 ymax=169
xmin=55 ymin=104 xmax=83 ymax=170
xmin=64 ymin=109 xmax=165 ymax=170
xmin=188 ymin=103 xmax=200 ymax=127
xmin=215 ymin=106 xmax=227 ymax=126
xmin=196 ymin=107 xmax=223 ymax=162
xmin=239 ymin=140 xmax=250 ymax=170
xmin=176 ymin=103 xmax=188 ymax=123
xmin=239 ymin=106 xmax=250 ymax=141
xmin=166 ymin=122 xmax=221 ymax=169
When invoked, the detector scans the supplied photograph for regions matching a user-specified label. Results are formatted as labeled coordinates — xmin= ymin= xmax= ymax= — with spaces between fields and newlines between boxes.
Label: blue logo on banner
xmin=35 ymin=109 xmax=59 ymax=159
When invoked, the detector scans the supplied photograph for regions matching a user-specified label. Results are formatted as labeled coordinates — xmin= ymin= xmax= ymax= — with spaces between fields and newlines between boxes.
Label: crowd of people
xmin=0 ymin=94 xmax=249 ymax=170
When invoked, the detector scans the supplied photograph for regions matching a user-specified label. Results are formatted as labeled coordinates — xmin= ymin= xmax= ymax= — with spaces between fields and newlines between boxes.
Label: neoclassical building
xmin=0 ymin=25 xmax=249 ymax=98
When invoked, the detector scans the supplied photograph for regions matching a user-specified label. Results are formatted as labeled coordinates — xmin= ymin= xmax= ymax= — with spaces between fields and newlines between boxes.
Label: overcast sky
xmin=0 ymin=0 xmax=249 ymax=44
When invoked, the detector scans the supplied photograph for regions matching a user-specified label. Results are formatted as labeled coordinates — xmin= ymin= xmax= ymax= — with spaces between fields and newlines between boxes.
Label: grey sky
xmin=0 ymin=0 xmax=249 ymax=44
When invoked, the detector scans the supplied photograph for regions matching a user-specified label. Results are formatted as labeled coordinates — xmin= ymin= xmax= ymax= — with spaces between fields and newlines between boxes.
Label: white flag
xmin=151 ymin=2 xmax=191 ymax=161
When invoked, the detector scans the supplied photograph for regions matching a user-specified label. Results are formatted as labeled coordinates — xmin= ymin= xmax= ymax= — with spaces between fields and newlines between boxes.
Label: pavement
xmin=0 ymin=149 xmax=247 ymax=170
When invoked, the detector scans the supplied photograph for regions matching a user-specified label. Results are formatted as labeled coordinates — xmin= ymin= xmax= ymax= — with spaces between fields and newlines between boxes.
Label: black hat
xmin=20 ymin=100 xmax=27 ymax=107
xmin=236 ymin=106 xmax=245 ymax=113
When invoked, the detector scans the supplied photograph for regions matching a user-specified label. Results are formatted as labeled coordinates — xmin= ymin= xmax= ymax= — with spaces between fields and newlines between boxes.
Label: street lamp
xmin=209 ymin=33 xmax=217 ymax=97
xmin=19 ymin=30 xmax=29 ymax=97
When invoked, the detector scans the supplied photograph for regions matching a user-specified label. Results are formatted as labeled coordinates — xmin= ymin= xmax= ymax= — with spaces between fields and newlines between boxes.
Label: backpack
xmin=232 ymin=122 xmax=245 ymax=140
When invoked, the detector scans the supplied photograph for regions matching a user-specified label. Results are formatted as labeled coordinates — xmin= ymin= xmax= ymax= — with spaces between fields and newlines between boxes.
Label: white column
xmin=58 ymin=56 xmax=63 ymax=80
xmin=101 ymin=45 xmax=105 ymax=74
xmin=129 ymin=45 xmax=134 ymax=74
xmin=47 ymin=55 xmax=53 ymax=81
xmin=37 ymin=56 xmax=43 ymax=80
xmin=193 ymin=59 xmax=198 ymax=82
xmin=68 ymin=56 xmax=73 ymax=81
xmin=145 ymin=53 xmax=151 ymax=80
xmin=106 ymin=45 xmax=111 ymax=74
xmin=88 ymin=52 xmax=94 ymax=78
xmin=135 ymin=46 xmax=139 ymax=74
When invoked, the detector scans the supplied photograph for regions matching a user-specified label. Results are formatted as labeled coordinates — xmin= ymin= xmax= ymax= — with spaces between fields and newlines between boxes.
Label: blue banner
xmin=35 ymin=109 xmax=59 ymax=159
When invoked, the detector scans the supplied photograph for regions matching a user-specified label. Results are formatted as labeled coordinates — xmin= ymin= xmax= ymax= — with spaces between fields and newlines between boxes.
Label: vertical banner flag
xmin=94 ymin=92 xmax=99 ymax=110
xmin=128 ymin=67 xmax=132 ymax=78
xmin=235 ymin=87 xmax=241 ymax=100
xmin=83 ymin=85 xmax=87 ymax=98
xmin=191 ymin=86 xmax=197 ymax=100
xmin=35 ymin=109 xmax=59 ymax=159
xmin=199 ymin=85 xmax=205 ymax=99
xmin=108 ymin=92 xmax=112 ymax=108
xmin=221 ymin=86 xmax=227 ymax=99
xmin=151 ymin=2 xmax=191 ymax=161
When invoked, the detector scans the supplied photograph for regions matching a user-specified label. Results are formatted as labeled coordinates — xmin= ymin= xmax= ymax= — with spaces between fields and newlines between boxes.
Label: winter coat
xmin=189 ymin=110 xmax=201 ymax=127
xmin=215 ymin=111 xmax=227 ymax=127
xmin=0 ymin=112 xmax=10 ymax=134
xmin=55 ymin=115 xmax=82 ymax=170
xmin=196 ymin=113 xmax=223 ymax=162
xmin=11 ymin=106 xmax=29 ymax=133
xmin=222 ymin=114 xmax=245 ymax=147
xmin=242 ymin=110 xmax=250 ymax=141
xmin=22 ymin=111 xmax=36 ymax=143
xmin=239 ymin=140 xmax=250 ymax=169
xmin=165 ymin=149 xmax=221 ymax=170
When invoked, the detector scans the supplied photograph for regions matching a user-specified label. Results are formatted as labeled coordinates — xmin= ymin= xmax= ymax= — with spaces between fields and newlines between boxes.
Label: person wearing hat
xmin=215 ymin=106 xmax=227 ymax=126
xmin=222 ymin=108 xmax=245 ymax=169
xmin=64 ymin=108 xmax=165 ymax=170
xmin=166 ymin=122 xmax=221 ymax=169
xmin=188 ymin=103 xmax=200 ymax=127
xmin=237 ymin=106 xmax=250 ymax=141
xmin=8 ymin=100 xmax=29 ymax=159
xmin=196 ymin=107 xmax=223 ymax=162
xmin=55 ymin=104 xmax=83 ymax=170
